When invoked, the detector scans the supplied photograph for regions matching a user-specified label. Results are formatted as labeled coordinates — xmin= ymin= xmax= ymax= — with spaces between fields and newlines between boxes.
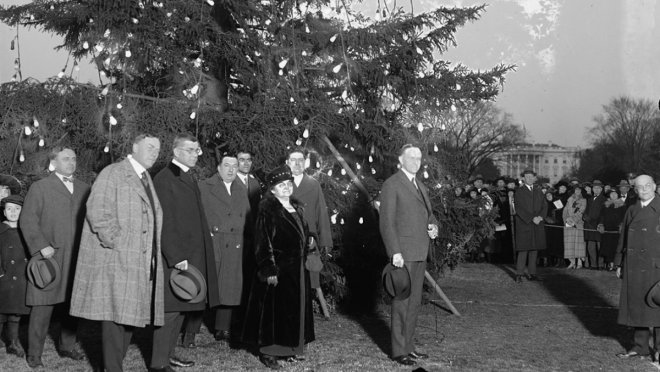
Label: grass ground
xmin=1 ymin=263 xmax=658 ymax=371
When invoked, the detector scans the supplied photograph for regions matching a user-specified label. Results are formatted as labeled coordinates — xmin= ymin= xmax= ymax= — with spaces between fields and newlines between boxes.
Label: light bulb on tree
xmin=24 ymin=126 xmax=32 ymax=136
xmin=33 ymin=117 xmax=39 ymax=127
xmin=109 ymin=115 xmax=118 ymax=125
xmin=302 ymin=128 xmax=309 ymax=138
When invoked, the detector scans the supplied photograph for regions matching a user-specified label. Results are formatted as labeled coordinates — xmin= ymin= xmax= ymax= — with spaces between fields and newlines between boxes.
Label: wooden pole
xmin=316 ymin=287 xmax=330 ymax=319
xmin=424 ymin=270 xmax=460 ymax=316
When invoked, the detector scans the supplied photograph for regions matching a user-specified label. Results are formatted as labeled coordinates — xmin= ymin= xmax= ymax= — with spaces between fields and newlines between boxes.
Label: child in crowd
xmin=0 ymin=195 xmax=30 ymax=357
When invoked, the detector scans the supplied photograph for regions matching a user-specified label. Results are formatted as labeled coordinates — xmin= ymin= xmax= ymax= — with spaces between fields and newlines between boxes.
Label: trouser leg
xmin=102 ymin=321 xmax=133 ymax=372
xmin=633 ymin=327 xmax=652 ymax=355
xmin=516 ymin=251 xmax=528 ymax=275
xmin=587 ymin=241 xmax=598 ymax=268
xmin=527 ymin=250 xmax=538 ymax=275
xmin=403 ymin=261 xmax=426 ymax=355
xmin=57 ymin=304 xmax=78 ymax=352
xmin=151 ymin=312 xmax=183 ymax=368
xmin=28 ymin=305 xmax=54 ymax=357
xmin=184 ymin=311 xmax=204 ymax=335
xmin=215 ymin=307 xmax=232 ymax=332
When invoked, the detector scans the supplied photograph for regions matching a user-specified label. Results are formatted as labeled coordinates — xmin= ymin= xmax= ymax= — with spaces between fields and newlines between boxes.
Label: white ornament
xmin=33 ymin=117 xmax=39 ymax=127
xmin=109 ymin=115 xmax=118 ymax=125
xmin=293 ymin=118 xmax=299 ymax=125
xmin=190 ymin=111 xmax=196 ymax=119
xmin=302 ymin=128 xmax=309 ymax=138
xmin=24 ymin=126 xmax=32 ymax=136
xmin=330 ymin=34 xmax=338 ymax=42
xmin=358 ymin=217 xmax=364 ymax=224
xmin=38 ymin=138 xmax=45 ymax=147
xmin=332 ymin=64 xmax=342 ymax=73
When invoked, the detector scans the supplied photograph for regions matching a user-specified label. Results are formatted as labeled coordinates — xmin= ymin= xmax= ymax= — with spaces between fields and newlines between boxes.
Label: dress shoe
xmin=7 ymin=339 xmax=25 ymax=357
xmin=26 ymin=355 xmax=44 ymax=368
xmin=392 ymin=355 xmax=417 ymax=366
xmin=60 ymin=348 xmax=86 ymax=361
xmin=214 ymin=330 xmax=230 ymax=341
xmin=169 ymin=356 xmax=194 ymax=368
xmin=526 ymin=274 xmax=543 ymax=281
xmin=409 ymin=351 xmax=429 ymax=359
xmin=150 ymin=366 xmax=176 ymax=372
xmin=515 ymin=275 xmax=524 ymax=283
xmin=259 ymin=354 xmax=282 ymax=370
xmin=182 ymin=332 xmax=197 ymax=348
xmin=616 ymin=350 xmax=649 ymax=359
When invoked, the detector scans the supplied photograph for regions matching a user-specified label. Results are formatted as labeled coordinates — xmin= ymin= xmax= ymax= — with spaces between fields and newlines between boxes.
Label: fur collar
xmin=259 ymin=194 xmax=304 ymax=216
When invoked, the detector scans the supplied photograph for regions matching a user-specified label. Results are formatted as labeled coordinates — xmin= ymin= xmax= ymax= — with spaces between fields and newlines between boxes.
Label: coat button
xmin=10 ymin=260 xmax=15 ymax=264
xmin=8 ymin=246 xmax=13 ymax=249
xmin=12 ymin=276 xmax=17 ymax=280
xmin=230 ymin=228 xmax=234 ymax=232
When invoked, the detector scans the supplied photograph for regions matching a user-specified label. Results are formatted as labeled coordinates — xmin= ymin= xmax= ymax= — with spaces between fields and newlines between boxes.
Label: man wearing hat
xmin=151 ymin=133 xmax=220 ymax=371
xmin=618 ymin=179 xmax=637 ymax=210
xmin=70 ymin=134 xmax=165 ymax=372
xmin=0 ymin=174 xmax=22 ymax=201
xmin=583 ymin=180 xmax=607 ymax=269
xmin=379 ymin=144 xmax=439 ymax=366
xmin=198 ymin=153 xmax=249 ymax=343
xmin=614 ymin=175 xmax=660 ymax=360
xmin=513 ymin=169 xmax=547 ymax=282
xmin=20 ymin=146 xmax=90 ymax=368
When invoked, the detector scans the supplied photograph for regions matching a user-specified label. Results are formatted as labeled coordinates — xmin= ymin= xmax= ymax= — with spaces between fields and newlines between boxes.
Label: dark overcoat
xmin=514 ymin=184 xmax=547 ymax=252
xmin=70 ymin=159 xmax=165 ymax=327
xmin=20 ymin=173 xmax=90 ymax=305
xmin=615 ymin=197 xmax=660 ymax=326
xmin=0 ymin=224 xmax=30 ymax=314
xmin=292 ymin=174 xmax=332 ymax=248
xmin=379 ymin=170 xmax=438 ymax=261
xmin=583 ymin=194 xmax=606 ymax=241
xmin=241 ymin=195 xmax=315 ymax=348
xmin=153 ymin=162 xmax=220 ymax=312
xmin=199 ymin=175 xmax=249 ymax=305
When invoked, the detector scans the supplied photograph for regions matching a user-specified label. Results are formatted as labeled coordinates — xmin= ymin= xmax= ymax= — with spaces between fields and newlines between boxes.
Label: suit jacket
xmin=199 ymin=175 xmax=249 ymax=305
xmin=153 ymin=162 xmax=220 ymax=312
xmin=513 ymin=184 xmax=547 ymax=251
xmin=583 ymin=193 xmax=606 ymax=241
xmin=379 ymin=170 xmax=437 ymax=261
xmin=70 ymin=158 xmax=165 ymax=327
xmin=292 ymin=174 xmax=333 ymax=248
xmin=20 ymin=172 xmax=90 ymax=305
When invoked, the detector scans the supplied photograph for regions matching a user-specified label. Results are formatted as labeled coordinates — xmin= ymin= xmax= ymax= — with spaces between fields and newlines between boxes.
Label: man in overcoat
xmin=151 ymin=134 xmax=220 ymax=371
xmin=583 ymin=180 xmax=606 ymax=269
xmin=615 ymin=175 xmax=660 ymax=359
xmin=199 ymin=154 xmax=249 ymax=341
xmin=513 ymin=169 xmax=547 ymax=282
xmin=287 ymin=148 xmax=332 ymax=289
xmin=20 ymin=146 xmax=90 ymax=368
xmin=70 ymin=134 xmax=165 ymax=372
xmin=379 ymin=144 xmax=439 ymax=366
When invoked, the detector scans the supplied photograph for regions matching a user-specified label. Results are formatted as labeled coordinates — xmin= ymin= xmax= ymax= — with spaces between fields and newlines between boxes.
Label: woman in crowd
xmin=544 ymin=190 xmax=563 ymax=266
xmin=598 ymin=190 xmax=626 ymax=271
xmin=551 ymin=181 xmax=570 ymax=267
xmin=241 ymin=166 xmax=316 ymax=370
xmin=563 ymin=185 xmax=587 ymax=269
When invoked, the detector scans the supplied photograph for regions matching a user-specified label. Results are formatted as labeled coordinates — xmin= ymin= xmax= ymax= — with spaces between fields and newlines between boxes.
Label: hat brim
xmin=0 ymin=174 xmax=22 ymax=195
xmin=170 ymin=264 xmax=207 ymax=304
xmin=647 ymin=280 xmax=660 ymax=308
xmin=27 ymin=255 xmax=62 ymax=291
xmin=381 ymin=263 xmax=411 ymax=301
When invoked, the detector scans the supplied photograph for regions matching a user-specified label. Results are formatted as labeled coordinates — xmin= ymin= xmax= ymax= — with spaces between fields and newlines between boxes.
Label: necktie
xmin=140 ymin=171 xmax=157 ymax=281
xmin=412 ymin=177 xmax=423 ymax=198
xmin=63 ymin=176 xmax=73 ymax=183
xmin=62 ymin=176 xmax=74 ymax=193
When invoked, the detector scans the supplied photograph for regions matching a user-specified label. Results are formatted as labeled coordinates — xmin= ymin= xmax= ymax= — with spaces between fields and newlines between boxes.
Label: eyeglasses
xmin=178 ymin=147 xmax=202 ymax=155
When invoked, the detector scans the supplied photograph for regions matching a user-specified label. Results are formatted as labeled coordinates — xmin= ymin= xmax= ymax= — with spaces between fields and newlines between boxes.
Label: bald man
xmin=615 ymin=175 xmax=660 ymax=360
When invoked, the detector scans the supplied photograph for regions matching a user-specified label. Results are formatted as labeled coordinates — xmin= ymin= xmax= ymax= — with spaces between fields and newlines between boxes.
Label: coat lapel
xmin=47 ymin=173 xmax=73 ymax=199
xmin=119 ymin=159 xmax=152 ymax=207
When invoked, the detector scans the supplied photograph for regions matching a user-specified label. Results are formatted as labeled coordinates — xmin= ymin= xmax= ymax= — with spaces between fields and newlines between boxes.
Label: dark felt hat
xmin=617 ymin=180 xmax=631 ymax=188
xmin=266 ymin=166 xmax=294 ymax=187
xmin=646 ymin=280 xmax=660 ymax=308
xmin=27 ymin=255 xmax=62 ymax=291
xmin=520 ymin=169 xmax=536 ymax=177
xmin=0 ymin=174 xmax=22 ymax=195
xmin=1 ymin=194 xmax=23 ymax=207
xmin=591 ymin=180 xmax=604 ymax=187
xmin=382 ymin=263 xmax=411 ymax=300
xmin=170 ymin=264 xmax=207 ymax=304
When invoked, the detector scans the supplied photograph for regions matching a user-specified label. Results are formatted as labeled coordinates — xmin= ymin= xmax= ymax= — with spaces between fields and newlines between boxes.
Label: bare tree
xmin=408 ymin=101 xmax=525 ymax=179
xmin=590 ymin=96 xmax=660 ymax=173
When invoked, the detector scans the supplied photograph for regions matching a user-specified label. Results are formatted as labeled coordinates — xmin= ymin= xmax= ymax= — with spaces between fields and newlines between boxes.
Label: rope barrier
xmin=543 ymin=224 xmax=620 ymax=234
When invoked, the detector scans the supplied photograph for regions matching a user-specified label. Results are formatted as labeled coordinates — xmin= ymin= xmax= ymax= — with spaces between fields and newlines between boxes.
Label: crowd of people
xmin=0 ymin=134 xmax=332 ymax=371
xmin=451 ymin=173 xmax=637 ymax=276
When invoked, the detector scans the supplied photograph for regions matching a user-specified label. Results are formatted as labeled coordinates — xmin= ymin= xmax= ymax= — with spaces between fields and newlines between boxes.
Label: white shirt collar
xmin=127 ymin=155 xmax=147 ymax=177
xmin=641 ymin=196 xmax=654 ymax=208
xmin=238 ymin=172 xmax=248 ymax=184
xmin=172 ymin=159 xmax=189 ymax=172
xmin=54 ymin=172 xmax=73 ymax=182
xmin=400 ymin=168 xmax=416 ymax=182
xmin=223 ymin=180 xmax=233 ymax=195
xmin=293 ymin=173 xmax=304 ymax=187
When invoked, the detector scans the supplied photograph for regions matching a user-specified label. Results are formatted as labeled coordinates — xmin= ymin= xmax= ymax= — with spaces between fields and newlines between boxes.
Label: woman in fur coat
xmin=241 ymin=166 xmax=318 ymax=370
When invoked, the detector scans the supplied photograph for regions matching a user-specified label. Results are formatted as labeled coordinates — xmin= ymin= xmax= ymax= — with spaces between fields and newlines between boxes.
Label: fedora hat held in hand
xmin=382 ymin=263 xmax=411 ymax=301
xmin=170 ymin=264 xmax=207 ymax=304
xmin=27 ymin=255 xmax=62 ymax=291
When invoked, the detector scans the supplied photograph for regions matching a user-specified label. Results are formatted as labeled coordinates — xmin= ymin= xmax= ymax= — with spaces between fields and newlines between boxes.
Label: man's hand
xmin=40 ymin=246 xmax=55 ymax=259
xmin=175 ymin=260 xmax=188 ymax=271
xmin=392 ymin=253 xmax=404 ymax=268
xmin=428 ymin=224 xmax=439 ymax=239
xmin=267 ymin=276 xmax=278 ymax=286
xmin=532 ymin=216 xmax=543 ymax=225
xmin=597 ymin=224 xmax=605 ymax=234
xmin=616 ymin=266 xmax=622 ymax=279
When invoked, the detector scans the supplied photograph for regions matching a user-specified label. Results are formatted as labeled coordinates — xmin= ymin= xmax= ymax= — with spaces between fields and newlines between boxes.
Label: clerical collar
xmin=172 ymin=159 xmax=190 ymax=172
xmin=127 ymin=155 xmax=147 ymax=177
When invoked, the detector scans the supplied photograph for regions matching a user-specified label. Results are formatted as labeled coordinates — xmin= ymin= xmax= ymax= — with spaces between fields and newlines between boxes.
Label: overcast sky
xmin=2 ymin=0 xmax=659 ymax=148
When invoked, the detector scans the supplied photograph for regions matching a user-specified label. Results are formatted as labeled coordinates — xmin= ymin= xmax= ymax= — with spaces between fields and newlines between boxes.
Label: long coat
xmin=20 ymin=173 xmax=90 ymax=306
xmin=513 ymin=184 xmax=547 ymax=252
xmin=0 ymin=224 xmax=30 ymax=315
xmin=153 ymin=162 xmax=220 ymax=312
xmin=292 ymin=174 xmax=332 ymax=248
xmin=379 ymin=170 xmax=438 ymax=261
xmin=199 ymin=175 xmax=249 ymax=305
xmin=241 ymin=195 xmax=315 ymax=348
xmin=615 ymin=197 xmax=660 ymax=326
xmin=563 ymin=196 xmax=587 ymax=259
xmin=583 ymin=194 xmax=606 ymax=242
xmin=70 ymin=158 xmax=165 ymax=327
